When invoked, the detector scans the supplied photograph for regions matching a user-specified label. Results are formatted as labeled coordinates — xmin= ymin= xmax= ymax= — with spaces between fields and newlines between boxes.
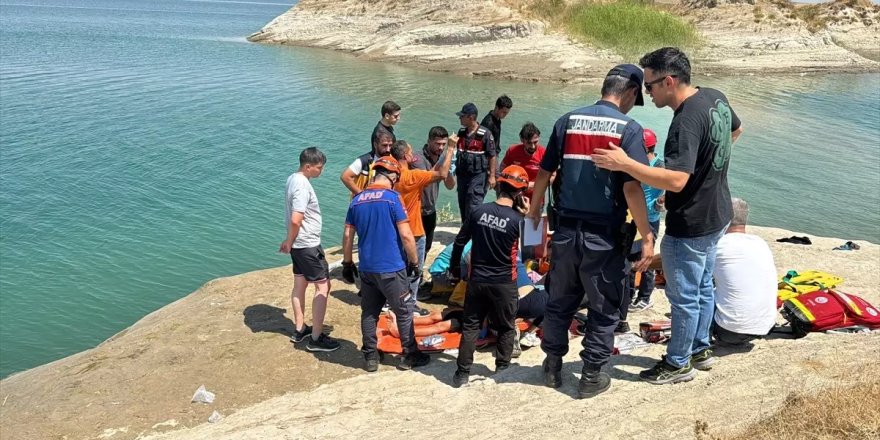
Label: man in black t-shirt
xmin=481 ymin=95 xmax=512 ymax=150
xmin=371 ymin=100 xmax=400 ymax=147
xmin=447 ymin=165 xmax=529 ymax=388
xmin=593 ymin=48 xmax=743 ymax=385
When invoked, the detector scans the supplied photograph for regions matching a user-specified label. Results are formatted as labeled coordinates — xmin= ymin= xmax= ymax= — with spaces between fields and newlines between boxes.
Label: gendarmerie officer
xmin=526 ymin=64 xmax=655 ymax=399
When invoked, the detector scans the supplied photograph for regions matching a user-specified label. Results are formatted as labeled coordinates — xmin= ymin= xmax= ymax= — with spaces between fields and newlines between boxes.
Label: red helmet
xmin=498 ymin=165 xmax=529 ymax=190
xmin=643 ymin=128 xmax=657 ymax=150
xmin=372 ymin=155 xmax=401 ymax=175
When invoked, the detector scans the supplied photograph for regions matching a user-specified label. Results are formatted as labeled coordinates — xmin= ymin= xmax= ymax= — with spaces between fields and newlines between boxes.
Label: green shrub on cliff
xmin=531 ymin=0 xmax=701 ymax=60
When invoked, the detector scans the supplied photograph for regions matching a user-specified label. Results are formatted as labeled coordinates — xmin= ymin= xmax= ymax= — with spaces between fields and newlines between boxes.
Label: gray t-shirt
xmin=285 ymin=172 xmax=322 ymax=248
xmin=413 ymin=148 xmax=453 ymax=216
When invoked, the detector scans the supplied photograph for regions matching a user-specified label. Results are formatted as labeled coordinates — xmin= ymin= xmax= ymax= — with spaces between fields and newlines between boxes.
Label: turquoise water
xmin=1 ymin=0 xmax=878 ymax=378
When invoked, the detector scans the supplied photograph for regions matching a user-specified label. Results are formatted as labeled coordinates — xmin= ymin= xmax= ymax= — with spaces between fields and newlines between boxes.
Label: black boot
xmin=577 ymin=365 xmax=611 ymax=399
xmin=452 ymin=369 xmax=469 ymax=388
xmin=543 ymin=355 xmax=563 ymax=388
xmin=397 ymin=351 xmax=431 ymax=370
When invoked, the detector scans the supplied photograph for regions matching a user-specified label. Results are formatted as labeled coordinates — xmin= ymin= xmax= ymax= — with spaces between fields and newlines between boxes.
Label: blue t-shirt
xmin=644 ymin=156 xmax=665 ymax=223
xmin=345 ymin=186 xmax=409 ymax=273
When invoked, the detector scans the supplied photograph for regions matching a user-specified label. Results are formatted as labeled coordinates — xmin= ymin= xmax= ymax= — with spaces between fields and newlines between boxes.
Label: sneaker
xmin=495 ymin=363 xmax=510 ymax=373
xmin=628 ymin=298 xmax=654 ymax=312
xmin=397 ymin=351 xmax=431 ymax=370
xmin=520 ymin=330 xmax=541 ymax=347
xmin=364 ymin=356 xmax=380 ymax=373
xmin=452 ymin=370 xmax=469 ymax=388
xmin=639 ymin=356 xmax=697 ymax=385
xmin=614 ymin=321 xmax=631 ymax=335
xmin=306 ymin=334 xmax=341 ymax=352
xmin=542 ymin=355 xmax=563 ymax=388
xmin=289 ymin=325 xmax=313 ymax=343
xmin=381 ymin=303 xmax=390 ymax=312
xmin=577 ymin=367 xmax=611 ymax=399
xmin=511 ymin=327 xmax=522 ymax=359
xmin=416 ymin=308 xmax=431 ymax=317
xmin=691 ymin=348 xmax=716 ymax=371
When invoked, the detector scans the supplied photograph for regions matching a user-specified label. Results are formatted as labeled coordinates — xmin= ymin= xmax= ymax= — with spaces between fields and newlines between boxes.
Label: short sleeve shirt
xmin=664 ymin=87 xmax=741 ymax=237
xmin=501 ymin=143 xmax=546 ymax=198
xmin=285 ymin=172 xmax=322 ymax=248
xmin=371 ymin=121 xmax=395 ymax=148
xmin=396 ymin=168 xmax=435 ymax=236
xmin=344 ymin=185 xmax=408 ymax=273
xmin=460 ymin=202 xmax=523 ymax=284
xmin=412 ymin=147 xmax=444 ymax=215
xmin=714 ymin=233 xmax=777 ymax=335
xmin=540 ymin=100 xmax=648 ymax=225
xmin=481 ymin=112 xmax=502 ymax=149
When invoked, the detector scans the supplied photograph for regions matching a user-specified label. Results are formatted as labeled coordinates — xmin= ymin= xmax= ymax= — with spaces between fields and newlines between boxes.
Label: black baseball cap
xmin=606 ymin=64 xmax=644 ymax=106
xmin=456 ymin=102 xmax=478 ymax=117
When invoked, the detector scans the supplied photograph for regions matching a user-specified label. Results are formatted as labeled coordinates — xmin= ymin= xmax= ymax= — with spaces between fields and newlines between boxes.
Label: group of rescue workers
xmin=281 ymin=47 xmax=744 ymax=399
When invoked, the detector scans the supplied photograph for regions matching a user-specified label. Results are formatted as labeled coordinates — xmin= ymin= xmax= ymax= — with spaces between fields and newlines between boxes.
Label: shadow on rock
xmin=330 ymin=288 xmax=361 ymax=307
xmin=292 ymin=338 xmax=365 ymax=371
xmin=243 ymin=304 xmax=296 ymax=336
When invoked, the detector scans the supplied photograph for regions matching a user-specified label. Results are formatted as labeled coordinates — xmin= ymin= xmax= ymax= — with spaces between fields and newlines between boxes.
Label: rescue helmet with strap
xmin=372 ymin=155 xmax=400 ymax=175
xmin=498 ymin=165 xmax=529 ymax=190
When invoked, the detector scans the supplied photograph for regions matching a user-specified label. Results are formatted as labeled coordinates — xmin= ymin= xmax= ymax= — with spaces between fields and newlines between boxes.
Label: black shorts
xmin=290 ymin=245 xmax=329 ymax=282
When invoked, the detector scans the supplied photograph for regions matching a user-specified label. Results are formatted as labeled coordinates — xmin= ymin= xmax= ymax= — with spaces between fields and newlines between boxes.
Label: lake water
xmin=1 ymin=0 xmax=878 ymax=378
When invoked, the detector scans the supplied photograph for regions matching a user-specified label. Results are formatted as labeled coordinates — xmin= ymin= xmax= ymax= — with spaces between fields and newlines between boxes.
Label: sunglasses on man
xmin=644 ymin=75 xmax=677 ymax=92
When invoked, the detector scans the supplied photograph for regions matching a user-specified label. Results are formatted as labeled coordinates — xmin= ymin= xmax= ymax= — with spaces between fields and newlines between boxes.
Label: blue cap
xmin=606 ymin=64 xmax=645 ymax=106
xmin=456 ymin=102 xmax=478 ymax=117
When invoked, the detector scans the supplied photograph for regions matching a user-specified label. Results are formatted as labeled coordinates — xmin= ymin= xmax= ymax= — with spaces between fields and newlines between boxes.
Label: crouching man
xmin=712 ymin=198 xmax=777 ymax=348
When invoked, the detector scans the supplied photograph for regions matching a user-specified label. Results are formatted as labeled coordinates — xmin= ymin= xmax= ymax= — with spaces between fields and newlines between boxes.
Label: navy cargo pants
xmin=540 ymin=220 xmax=628 ymax=370
xmin=456 ymin=171 xmax=488 ymax=221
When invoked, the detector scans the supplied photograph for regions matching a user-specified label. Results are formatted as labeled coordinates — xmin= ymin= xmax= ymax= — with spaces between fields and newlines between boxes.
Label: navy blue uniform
xmin=540 ymin=100 xmax=648 ymax=370
xmin=455 ymin=126 xmax=496 ymax=222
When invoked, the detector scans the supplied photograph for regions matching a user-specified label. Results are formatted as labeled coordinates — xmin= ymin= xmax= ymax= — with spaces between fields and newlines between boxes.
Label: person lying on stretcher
xmin=386 ymin=308 xmax=464 ymax=338
xmin=386 ymin=286 xmax=547 ymax=347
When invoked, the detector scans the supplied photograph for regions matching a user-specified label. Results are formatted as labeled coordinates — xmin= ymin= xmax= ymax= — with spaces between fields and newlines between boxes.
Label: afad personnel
xmin=340 ymin=156 xmax=430 ymax=372
xmin=448 ymin=165 xmax=530 ymax=388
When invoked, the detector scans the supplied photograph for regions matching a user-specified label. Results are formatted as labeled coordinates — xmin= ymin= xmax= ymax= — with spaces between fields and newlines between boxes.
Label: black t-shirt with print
xmin=452 ymin=202 xmax=522 ymax=284
xmin=664 ymin=87 xmax=741 ymax=238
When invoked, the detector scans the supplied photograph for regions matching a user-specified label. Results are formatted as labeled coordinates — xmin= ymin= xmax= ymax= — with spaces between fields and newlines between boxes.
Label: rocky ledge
xmin=247 ymin=0 xmax=880 ymax=82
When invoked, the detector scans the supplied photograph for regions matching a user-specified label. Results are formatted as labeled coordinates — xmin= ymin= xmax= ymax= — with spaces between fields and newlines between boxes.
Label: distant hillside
xmin=247 ymin=0 xmax=878 ymax=81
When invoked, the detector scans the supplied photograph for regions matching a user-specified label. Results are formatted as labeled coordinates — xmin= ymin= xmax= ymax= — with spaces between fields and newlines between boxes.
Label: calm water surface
xmin=1 ymin=0 xmax=878 ymax=377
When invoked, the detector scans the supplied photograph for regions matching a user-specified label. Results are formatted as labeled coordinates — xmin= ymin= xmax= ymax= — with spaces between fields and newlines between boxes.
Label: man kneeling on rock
xmin=712 ymin=198 xmax=777 ymax=348
xmin=341 ymin=156 xmax=431 ymax=372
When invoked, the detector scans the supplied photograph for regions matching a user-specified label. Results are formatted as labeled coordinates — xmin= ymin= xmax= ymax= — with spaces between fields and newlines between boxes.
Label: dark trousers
xmin=540 ymin=223 xmax=627 ymax=370
xmin=359 ymin=270 xmax=417 ymax=359
xmin=456 ymin=172 xmax=487 ymax=221
xmin=620 ymin=220 xmax=660 ymax=321
xmin=422 ymin=211 xmax=437 ymax=257
xmin=712 ymin=321 xmax=761 ymax=347
xmin=456 ymin=281 xmax=519 ymax=373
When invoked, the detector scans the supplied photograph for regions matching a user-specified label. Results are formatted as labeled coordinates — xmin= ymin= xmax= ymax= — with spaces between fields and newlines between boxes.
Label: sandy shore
xmin=246 ymin=0 xmax=880 ymax=83
xmin=0 ymin=224 xmax=877 ymax=440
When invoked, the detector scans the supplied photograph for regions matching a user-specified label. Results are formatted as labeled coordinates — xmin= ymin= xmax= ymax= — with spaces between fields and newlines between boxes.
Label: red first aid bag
xmin=781 ymin=289 xmax=880 ymax=338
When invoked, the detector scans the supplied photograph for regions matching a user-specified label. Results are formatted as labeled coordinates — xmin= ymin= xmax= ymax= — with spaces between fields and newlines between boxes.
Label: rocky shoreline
xmin=246 ymin=0 xmax=880 ymax=83
xmin=1 ymin=225 xmax=877 ymax=440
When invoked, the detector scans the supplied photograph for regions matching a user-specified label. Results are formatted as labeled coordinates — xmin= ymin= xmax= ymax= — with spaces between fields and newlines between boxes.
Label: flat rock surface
xmin=1 ymin=224 xmax=877 ymax=440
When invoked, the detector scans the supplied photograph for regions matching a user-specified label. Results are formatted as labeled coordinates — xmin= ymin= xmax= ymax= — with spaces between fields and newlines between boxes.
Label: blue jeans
xmin=661 ymin=226 xmax=727 ymax=368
